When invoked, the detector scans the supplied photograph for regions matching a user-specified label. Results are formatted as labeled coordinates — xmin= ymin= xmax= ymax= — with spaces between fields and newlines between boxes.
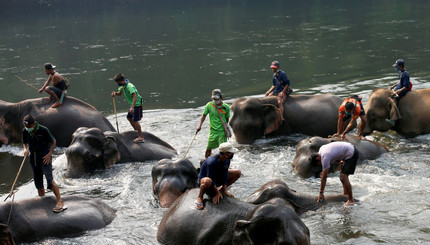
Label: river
xmin=0 ymin=1 xmax=429 ymax=244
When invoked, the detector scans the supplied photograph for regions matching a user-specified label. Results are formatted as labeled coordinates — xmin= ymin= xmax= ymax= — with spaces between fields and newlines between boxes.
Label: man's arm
xmin=38 ymin=75 xmax=53 ymax=93
xmin=265 ymin=85 xmax=275 ymax=96
xmin=129 ymin=93 xmax=137 ymax=114
xmin=196 ymin=114 xmax=207 ymax=133
xmin=317 ymin=169 xmax=329 ymax=202
xmin=43 ymin=139 xmax=56 ymax=165
xmin=341 ymin=118 xmax=357 ymax=139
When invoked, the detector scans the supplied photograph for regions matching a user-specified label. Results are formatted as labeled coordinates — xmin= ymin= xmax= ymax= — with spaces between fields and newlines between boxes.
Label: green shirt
xmin=203 ymin=101 xmax=230 ymax=132
xmin=118 ymin=82 xmax=142 ymax=107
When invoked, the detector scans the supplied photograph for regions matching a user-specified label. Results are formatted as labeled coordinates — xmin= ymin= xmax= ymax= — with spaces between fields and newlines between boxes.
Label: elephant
xmin=292 ymin=134 xmax=389 ymax=178
xmin=0 ymin=97 xmax=114 ymax=147
xmin=0 ymin=195 xmax=116 ymax=243
xmin=245 ymin=180 xmax=354 ymax=214
xmin=152 ymin=158 xmax=198 ymax=208
xmin=229 ymin=95 xmax=344 ymax=144
xmin=0 ymin=224 xmax=14 ymax=245
xmin=361 ymin=88 xmax=430 ymax=137
xmin=157 ymin=188 xmax=310 ymax=245
xmin=66 ymin=127 xmax=177 ymax=177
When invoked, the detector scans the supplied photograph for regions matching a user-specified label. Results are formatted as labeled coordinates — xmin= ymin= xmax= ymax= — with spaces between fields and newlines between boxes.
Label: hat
xmin=44 ymin=63 xmax=56 ymax=70
xmin=211 ymin=89 xmax=222 ymax=100
xmin=23 ymin=114 xmax=35 ymax=126
xmin=219 ymin=142 xmax=238 ymax=153
xmin=392 ymin=59 xmax=405 ymax=67
xmin=270 ymin=61 xmax=280 ymax=68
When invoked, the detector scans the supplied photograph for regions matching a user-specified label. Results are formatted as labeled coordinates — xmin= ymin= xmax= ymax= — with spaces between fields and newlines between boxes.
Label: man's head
xmin=23 ymin=114 xmax=36 ymax=131
xmin=310 ymin=153 xmax=321 ymax=166
xmin=113 ymin=73 xmax=126 ymax=86
xmin=219 ymin=142 xmax=237 ymax=159
xmin=392 ymin=59 xmax=405 ymax=71
xmin=44 ymin=62 xmax=56 ymax=75
xmin=344 ymin=102 xmax=355 ymax=115
xmin=212 ymin=89 xmax=223 ymax=105
xmin=270 ymin=61 xmax=280 ymax=72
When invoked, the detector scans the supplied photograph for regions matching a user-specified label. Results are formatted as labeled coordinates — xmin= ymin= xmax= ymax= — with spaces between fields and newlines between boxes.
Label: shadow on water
xmin=0 ymin=152 xmax=33 ymax=194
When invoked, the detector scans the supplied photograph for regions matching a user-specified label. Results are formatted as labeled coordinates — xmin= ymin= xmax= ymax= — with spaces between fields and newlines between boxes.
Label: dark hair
xmin=113 ymin=74 xmax=125 ymax=82
xmin=345 ymin=102 xmax=355 ymax=111
xmin=310 ymin=154 xmax=320 ymax=165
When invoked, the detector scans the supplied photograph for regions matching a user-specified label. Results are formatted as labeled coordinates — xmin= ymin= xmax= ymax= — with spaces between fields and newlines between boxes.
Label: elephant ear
xmin=103 ymin=136 xmax=120 ymax=168
xmin=233 ymin=220 xmax=252 ymax=245
xmin=262 ymin=104 xmax=282 ymax=135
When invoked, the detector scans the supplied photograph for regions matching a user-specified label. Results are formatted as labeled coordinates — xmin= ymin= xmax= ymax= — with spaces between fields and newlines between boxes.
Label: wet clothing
xmin=118 ymin=80 xmax=142 ymax=107
xmin=271 ymin=70 xmax=290 ymax=95
xmin=393 ymin=70 xmax=411 ymax=101
xmin=198 ymin=154 xmax=230 ymax=187
xmin=338 ymin=96 xmax=365 ymax=121
xmin=203 ymin=102 xmax=230 ymax=149
xmin=318 ymin=142 xmax=357 ymax=172
xmin=22 ymin=123 xmax=56 ymax=190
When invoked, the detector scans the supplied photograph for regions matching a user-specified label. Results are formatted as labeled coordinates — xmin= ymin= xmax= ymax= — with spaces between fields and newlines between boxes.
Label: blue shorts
xmin=29 ymin=150 xmax=53 ymax=190
xmin=48 ymin=86 xmax=64 ymax=99
xmin=127 ymin=106 xmax=143 ymax=122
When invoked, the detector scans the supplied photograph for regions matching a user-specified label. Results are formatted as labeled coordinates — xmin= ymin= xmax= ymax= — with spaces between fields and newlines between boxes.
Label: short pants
xmin=341 ymin=147 xmax=359 ymax=175
xmin=29 ymin=150 xmax=53 ymax=190
xmin=127 ymin=105 xmax=143 ymax=122
xmin=207 ymin=129 xmax=227 ymax=150
xmin=48 ymin=86 xmax=64 ymax=99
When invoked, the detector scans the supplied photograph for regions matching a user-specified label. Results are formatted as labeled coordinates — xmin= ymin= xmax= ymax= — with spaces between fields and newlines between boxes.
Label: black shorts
xmin=341 ymin=147 xmax=359 ymax=175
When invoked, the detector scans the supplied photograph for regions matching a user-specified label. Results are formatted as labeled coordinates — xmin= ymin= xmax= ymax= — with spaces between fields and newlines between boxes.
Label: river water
xmin=0 ymin=1 xmax=430 ymax=244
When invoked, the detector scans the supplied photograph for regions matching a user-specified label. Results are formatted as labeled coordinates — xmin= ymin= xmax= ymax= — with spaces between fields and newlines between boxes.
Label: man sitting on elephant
xmin=38 ymin=63 xmax=67 ymax=108
xmin=332 ymin=95 xmax=367 ymax=140
xmin=264 ymin=61 xmax=292 ymax=121
xmin=386 ymin=59 xmax=412 ymax=126
xmin=310 ymin=141 xmax=359 ymax=207
xmin=195 ymin=142 xmax=241 ymax=210
xmin=22 ymin=114 xmax=66 ymax=213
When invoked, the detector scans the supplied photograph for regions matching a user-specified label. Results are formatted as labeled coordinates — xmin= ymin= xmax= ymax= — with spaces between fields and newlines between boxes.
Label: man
xmin=310 ymin=141 xmax=359 ymax=207
xmin=264 ymin=61 xmax=292 ymax=121
xmin=332 ymin=95 xmax=367 ymax=140
xmin=111 ymin=73 xmax=144 ymax=143
xmin=22 ymin=114 xmax=66 ymax=213
xmin=386 ymin=59 xmax=412 ymax=126
xmin=38 ymin=63 xmax=67 ymax=108
xmin=195 ymin=142 xmax=241 ymax=210
xmin=196 ymin=89 xmax=231 ymax=158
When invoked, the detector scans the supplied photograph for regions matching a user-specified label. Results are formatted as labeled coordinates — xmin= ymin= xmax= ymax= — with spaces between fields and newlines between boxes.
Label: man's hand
xmin=111 ymin=91 xmax=117 ymax=97
xmin=196 ymin=125 xmax=202 ymax=133
xmin=23 ymin=149 xmax=29 ymax=157
xmin=317 ymin=193 xmax=325 ymax=202
xmin=129 ymin=107 xmax=134 ymax=114
xmin=212 ymin=191 xmax=223 ymax=204
xmin=43 ymin=152 xmax=52 ymax=165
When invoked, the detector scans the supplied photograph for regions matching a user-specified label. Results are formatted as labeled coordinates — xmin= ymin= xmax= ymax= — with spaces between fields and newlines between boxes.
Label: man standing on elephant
xmin=332 ymin=95 xmax=367 ymax=140
xmin=310 ymin=141 xmax=358 ymax=207
xmin=111 ymin=74 xmax=144 ymax=143
xmin=195 ymin=142 xmax=241 ymax=210
xmin=386 ymin=59 xmax=412 ymax=126
xmin=196 ymin=89 xmax=231 ymax=158
xmin=264 ymin=61 xmax=292 ymax=121
xmin=38 ymin=63 xmax=67 ymax=108
xmin=22 ymin=114 xmax=66 ymax=213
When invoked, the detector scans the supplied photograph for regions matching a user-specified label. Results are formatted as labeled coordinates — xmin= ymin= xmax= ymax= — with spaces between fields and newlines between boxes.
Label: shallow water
xmin=1 ymin=1 xmax=430 ymax=244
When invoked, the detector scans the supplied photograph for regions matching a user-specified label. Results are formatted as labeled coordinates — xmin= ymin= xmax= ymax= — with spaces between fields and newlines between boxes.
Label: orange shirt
xmin=338 ymin=98 xmax=361 ymax=120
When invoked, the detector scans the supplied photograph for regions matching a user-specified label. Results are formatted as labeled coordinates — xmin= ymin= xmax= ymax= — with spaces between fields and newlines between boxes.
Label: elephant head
xmin=65 ymin=127 xmax=120 ymax=177
xmin=233 ymin=198 xmax=310 ymax=245
xmin=230 ymin=97 xmax=282 ymax=144
xmin=292 ymin=136 xmax=330 ymax=178
xmin=361 ymin=89 xmax=395 ymax=136
xmin=152 ymin=158 xmax=198 ymax=208
xmin=0 ymin=100 xmax=21 ymax=146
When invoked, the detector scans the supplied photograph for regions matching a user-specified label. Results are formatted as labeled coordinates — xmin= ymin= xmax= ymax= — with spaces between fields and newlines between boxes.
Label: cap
xmin=270 ymin=61 xmax=280 ymax=68
xmin=44 ymin=63 xmax=56 ymax=70
xmin=23 ymin=114 xmax=35 ymax=126
xmin=211 ymin=89 xmax=222 ymax=100
xmin=219 ymin=142 xmax=238 ymax=153
xmin=392 ymin=59 xmax=405 ymax=67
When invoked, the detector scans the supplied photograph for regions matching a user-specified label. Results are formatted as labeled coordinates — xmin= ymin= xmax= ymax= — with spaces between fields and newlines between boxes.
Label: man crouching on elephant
xmin=22 ymin=115 xmax=66 ymax=213
xmin=195 ymin=142 xmax=241 ymax=210
xmin=310 ymin=141 xmax=358 ymax=207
